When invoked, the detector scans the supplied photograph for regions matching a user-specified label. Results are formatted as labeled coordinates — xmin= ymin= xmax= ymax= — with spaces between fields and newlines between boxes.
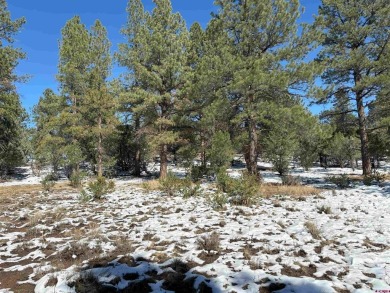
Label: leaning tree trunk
xmin=356 ymin=93 xmax=371 ymax=176
xmin=160 ymin=144 xmax=168 ymax=179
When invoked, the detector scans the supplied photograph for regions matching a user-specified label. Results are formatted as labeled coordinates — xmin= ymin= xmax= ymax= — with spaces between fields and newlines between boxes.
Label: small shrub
xmin=372 ymin=171 xmax=385 ymax=183
xmin=159 ymin=172 xmax=185 ymax=196
xmin=182 ymin=182 xmax=202 ymax=199
xmin=327 ymin=174 xmax=351 ymax=189
xmin=304 ymin=221 xmax=322 ymax=240
xmin=190 ymin=165 xmax=209 ymax=182
xmin=79 ymin=190 xmax=92 ymax=202
xmin=317 ymin=205 xmax=332 ymax=214
xmin=141 ymin=180 xmax=160 ymax=191
xmin=220 ymin=171 xmax=260 ymax=206
xmin=196 ymin=232 xmax=220 ymax=254
xmin=362 ymin=175 xmax=373 ymax=186
xmin=210 ymin=191 xmax=229 ymax=210
xmin=41 ymin=173 xmax=56 ymax=192
xmin=363 ymin=171 xmax=386 ymax=186
xmin=281 ymin=175 xmax=301 ymax=186
xmin=82 ymin=176 xmax=115 ymax=200
xmin=72 ymin=272 xmax=106 ymax=293
xmin=70 ymin=170 xmax=86 ymax=188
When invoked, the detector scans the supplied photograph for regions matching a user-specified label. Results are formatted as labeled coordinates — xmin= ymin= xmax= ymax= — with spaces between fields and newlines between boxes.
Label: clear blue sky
xmin=8 ymin=0 xmax=328 ymax=116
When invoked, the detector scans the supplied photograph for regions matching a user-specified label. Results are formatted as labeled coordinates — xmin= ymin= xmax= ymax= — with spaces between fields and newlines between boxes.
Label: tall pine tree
xmin=118 ymin=0 xmax=190 ymax=178
xmin=83 ymin=20 xmax=117 ymax=177
xmin=0 ymin=0 xmax=26 ymax=175
xmin=314 ymin=0 xmax=390 ymax=175
xmin=57 ymin=16 xmax=91 ymax=174
xmin=214 ymin=0 xmax=315 ymax=178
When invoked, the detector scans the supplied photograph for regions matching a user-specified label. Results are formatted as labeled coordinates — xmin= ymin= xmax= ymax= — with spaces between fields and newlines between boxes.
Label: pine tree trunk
xmin=97 ymin=114 xmax=103 ymax=177
xmin=200 ymin=133 xmax=206 ymax=168
xmin=134 ymin=149 xmax=141 ymax=177
xmin=356 ymin=94 xmax=371 ymax=176
xmin=134 ymin=117 xmax=141 ymax=177
xmin=247 ymin=117 xmax=259 ymax=178
xmin=160 ymin=144 xmax=168 ymax=179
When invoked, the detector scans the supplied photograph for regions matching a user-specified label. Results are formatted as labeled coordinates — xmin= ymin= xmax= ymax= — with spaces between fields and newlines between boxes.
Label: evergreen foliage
xmin=0 ymin=0 xmax=27 ymax=175
xmin=3 ymin=0 xmax=390 ymax=181
xmin=314 ymin=0 xmax=390 ymax=175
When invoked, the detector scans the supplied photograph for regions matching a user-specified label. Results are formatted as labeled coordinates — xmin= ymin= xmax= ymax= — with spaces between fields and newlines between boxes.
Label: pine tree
xmin=118 ymin=0 xmax=190 ymax=178
xmin=314 ymin=0 xmax=390 ymax=175
xmin=83 ymin=20 xmax=117 ymax=177
xmin=33 ymin=89 xmax=67 ymax=173
xmin=57 ymin=16 xmax=91 ymax=174
xmin=0 ymin=0 xmax=26 ymax=175
xmin=214 ymin=0 xmax=315 ymax=178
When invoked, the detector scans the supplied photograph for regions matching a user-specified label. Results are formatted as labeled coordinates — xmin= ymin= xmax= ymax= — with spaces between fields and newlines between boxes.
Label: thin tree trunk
xmin=97 ymin=114 xmax=103 ymax=177
xmin=134 ymin=149 xmax=141 ymax=176
xmin=160 ymin=144 xmax=168 ymax=179
xmin=200 ymin=133 xmax=206 ymax=168
xmin=356 ymin=94 xmax=371 ymax=175
xmin=134 ymin=117 xmax=141 ymax=176
xmin=247 ymin=117 xmax=259 ymax=178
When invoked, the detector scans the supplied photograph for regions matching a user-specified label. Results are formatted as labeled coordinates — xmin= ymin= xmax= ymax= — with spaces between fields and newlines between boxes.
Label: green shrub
xmin=190 ymin=165 xmax=209 ymax=182
xmin=327 ymin=174 xmax=351 ymax=189
xmin=159 ymin=172 xmax=185 ymax=196
xmin=182 ymin=182 xmax=202 ymax=199
xmin=363 ymin=171 xmax=386 ymax=186
xmin=372 ymin=170 xmax=386 ymax=183
xmin=70 ymin=170 xmax=86 ymax=188
xmin=209 ymin=191 xmax=228 ymax=210
xmin=217 ymin=171 xmax=260 ymax=206
xmin=362 ymin=175 xmax=373 ymax=186
xmin=41 ymin=173 xmax=56 ymax=192
xmin=84 ymin=176 xmax=115 ymax=200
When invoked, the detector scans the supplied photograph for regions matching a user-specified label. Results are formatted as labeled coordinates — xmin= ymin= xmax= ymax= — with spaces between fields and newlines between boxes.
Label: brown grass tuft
xmin=304 ymin=221 xmax=322 ymax=240
xmin=140 ymin=180 xmax=161 ymax=191
xmin=0 ymin=182 xmax=76 ymax=198
xmin=259 ymin=183 xmax=321 ymax=198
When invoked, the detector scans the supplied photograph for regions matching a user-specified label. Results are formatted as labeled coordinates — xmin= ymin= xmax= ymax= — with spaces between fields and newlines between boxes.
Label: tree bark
xmin=356 ymin=94 xmax=371 ymax=176
xmin=134 ymin=117 xmax=141 ymax=177
xmin=247 ymin=117 xmax=259 ymax=178
xmin=97 ymin=114 xmax=103 ymax=177
xmin=200 ymin=132 xmax=206 ymax=168
xmin=160 ymin=144 xmax=168 ymax=179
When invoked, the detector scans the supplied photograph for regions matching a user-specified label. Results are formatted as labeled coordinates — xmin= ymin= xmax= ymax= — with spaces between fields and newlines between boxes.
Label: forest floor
xmin=0 ymin=164 xmax=389 ymax=293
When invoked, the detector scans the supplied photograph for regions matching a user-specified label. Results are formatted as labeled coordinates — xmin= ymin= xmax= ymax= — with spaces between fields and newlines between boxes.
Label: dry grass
xmin=349 ymin=173 xmax=390 ymax=181
xmin=259 ymin=183 xmax=321 ymax=198
xmin=304 ymin=221 xmax=322 ymax=240
xmin=140 ymin=180 xmax=161 ymax=191
xmin=196 ymin=231 xmax=220 ymax=254
xmin=0 ymin=182 xmax=76 ymax=198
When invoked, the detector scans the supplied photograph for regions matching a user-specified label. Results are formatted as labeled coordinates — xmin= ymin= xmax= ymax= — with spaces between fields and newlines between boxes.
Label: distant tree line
xmin=1 ymin=0 xmax=389 ymax=179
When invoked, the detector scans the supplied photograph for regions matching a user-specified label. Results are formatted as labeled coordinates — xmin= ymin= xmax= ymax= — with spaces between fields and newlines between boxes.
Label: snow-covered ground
xmin=0 ymin=165 xmax=389 ymax=293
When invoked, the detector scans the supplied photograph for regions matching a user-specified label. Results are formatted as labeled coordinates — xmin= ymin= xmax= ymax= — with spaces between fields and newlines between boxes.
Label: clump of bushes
xmin=80 ymin=176 xmax=115 ymax=201
xmin=159 ymin=172 xmax=185 ymax=196
xmin=70 ymin=170 xmax=86 ymax=188
xmin=41 ymin=173 xmax=57 ymax=192
xmin=209 ymin=191 xmax=229 ymax=210
xmin=182 ymin=182 xmax=202 ymax=199
xmin=190 ymin=165 xmax=210 ymax=182
xmin=327 ymin=174 xmax=351 ymax=189
xmin=363 ymin=171 xmax=386 ymax=186
xmin=159 ymin=172 xmax=202 ymax=198
xmin=216 ymin=171 xmax=260 ymax=206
